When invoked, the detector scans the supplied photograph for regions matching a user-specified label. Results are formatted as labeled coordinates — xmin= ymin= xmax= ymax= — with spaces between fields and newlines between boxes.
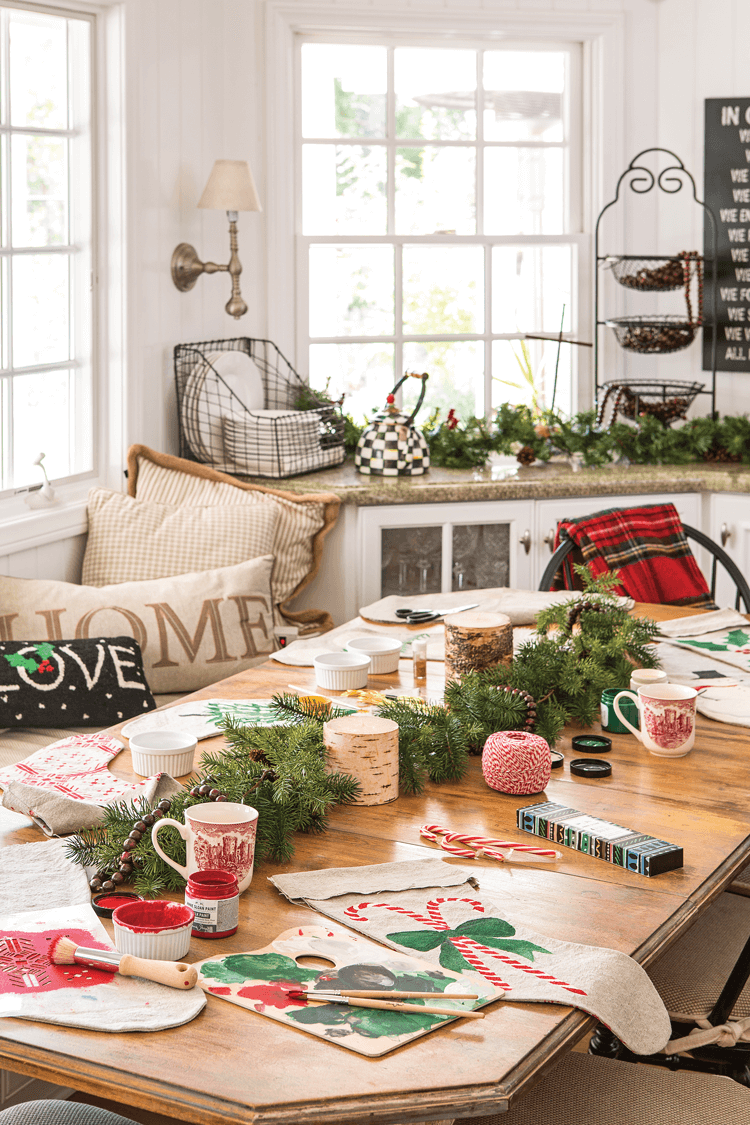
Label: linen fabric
xmin=0 ymin=555 xmax=276 ymax=693
xmin=127 ymin=444 xmax=341 ymax=632
xmin=553 ymin=503 xmax=717 ymax=609
xmin=81 ymin=487 xmax=279 ymax=587
xmin=273 ymin=869 xmax=671 ymax=1056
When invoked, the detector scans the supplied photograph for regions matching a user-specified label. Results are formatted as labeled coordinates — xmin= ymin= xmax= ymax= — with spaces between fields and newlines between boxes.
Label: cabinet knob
xmin=543 ymin=529 xmax=556 ymax=553
xmin=519 ymin=529 xmax=532 ymax=555
xmin=721 ymin=522 xmax=731 ymax=547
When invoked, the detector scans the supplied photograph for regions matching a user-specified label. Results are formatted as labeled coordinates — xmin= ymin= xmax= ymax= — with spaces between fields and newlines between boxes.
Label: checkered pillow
xmin=354 ymin=414 xmax=430 ymax=476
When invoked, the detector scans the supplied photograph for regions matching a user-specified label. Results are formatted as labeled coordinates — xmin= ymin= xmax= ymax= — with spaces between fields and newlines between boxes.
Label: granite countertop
xmin=251 ymin=459 xmax=750 ymax=507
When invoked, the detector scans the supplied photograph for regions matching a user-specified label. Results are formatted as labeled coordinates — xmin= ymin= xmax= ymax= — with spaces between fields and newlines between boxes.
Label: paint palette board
xmin=121 ymin=698 xmax=358 ymax=741
xmin=195 ymin=924 xmax=497 ymax=1057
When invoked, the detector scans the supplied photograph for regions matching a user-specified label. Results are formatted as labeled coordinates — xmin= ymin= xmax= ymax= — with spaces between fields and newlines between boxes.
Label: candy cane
xmin=420 ymin=824 xmax=560 ymax=861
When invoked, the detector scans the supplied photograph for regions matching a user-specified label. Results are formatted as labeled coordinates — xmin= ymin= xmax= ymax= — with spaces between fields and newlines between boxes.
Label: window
xmin=297 ymin=39 xmax=585 ymax=422
xmin=0 ymin=3 xmax=92 ymax=496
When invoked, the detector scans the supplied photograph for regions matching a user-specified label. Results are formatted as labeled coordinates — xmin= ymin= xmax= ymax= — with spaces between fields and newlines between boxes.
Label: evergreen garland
xmin=64 ymin=573 xmax=659 ymax=885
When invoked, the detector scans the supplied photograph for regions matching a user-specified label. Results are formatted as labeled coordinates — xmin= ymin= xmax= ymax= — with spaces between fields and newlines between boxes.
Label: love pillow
xmin=0 ymin=637 xmax=156 ymax=728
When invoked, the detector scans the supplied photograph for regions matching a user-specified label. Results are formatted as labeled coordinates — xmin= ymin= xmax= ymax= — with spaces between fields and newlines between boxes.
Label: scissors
xmin=394 ymin=602 xmax=479 ymax=624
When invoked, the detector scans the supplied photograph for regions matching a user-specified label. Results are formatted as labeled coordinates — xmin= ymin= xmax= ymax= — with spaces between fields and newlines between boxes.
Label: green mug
xmin=601 ymin=687 xmax=640 ymax=733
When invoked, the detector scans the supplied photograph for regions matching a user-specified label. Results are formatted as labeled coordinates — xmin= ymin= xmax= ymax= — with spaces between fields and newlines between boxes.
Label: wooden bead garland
xmin=444 ymin=611 xmax=513 ymax=678
xmin=481 ymin=730 xmax=552 ymax=796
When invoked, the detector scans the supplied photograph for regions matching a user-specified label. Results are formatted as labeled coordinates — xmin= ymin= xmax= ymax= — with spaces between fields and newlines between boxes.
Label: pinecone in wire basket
xmin=607 ymin=315 xmax=696 ymax=355
xmin=616 ymin=258 xmax=686 ymax=291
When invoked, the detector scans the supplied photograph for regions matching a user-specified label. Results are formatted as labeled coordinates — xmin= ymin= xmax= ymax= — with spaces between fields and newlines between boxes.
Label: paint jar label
xmin=186 ymin=893 xmax=238 ymax=937
xmin=600 ymin=702 xmax=608 ymax=727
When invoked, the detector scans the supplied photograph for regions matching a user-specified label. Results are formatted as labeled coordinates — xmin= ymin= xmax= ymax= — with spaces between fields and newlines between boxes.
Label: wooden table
xmin=0 ymin=604 xmax=748 ymax=1125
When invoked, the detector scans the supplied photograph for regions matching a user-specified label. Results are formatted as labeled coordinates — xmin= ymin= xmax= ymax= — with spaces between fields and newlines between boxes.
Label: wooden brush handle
xmin=343 ymin=991 xmax=479 ymax=999
xmin=346 ymin=997 xmax=483 ymax=1019
xmin=117 ymin=955 xmax=198 ymax=990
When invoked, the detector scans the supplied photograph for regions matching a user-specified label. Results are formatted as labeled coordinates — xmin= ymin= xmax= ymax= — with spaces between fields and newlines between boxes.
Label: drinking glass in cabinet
xmin=452 ymin=524 xmax=510 ymax=591
xmin=381 ymin=527 xmax=442 ymax=597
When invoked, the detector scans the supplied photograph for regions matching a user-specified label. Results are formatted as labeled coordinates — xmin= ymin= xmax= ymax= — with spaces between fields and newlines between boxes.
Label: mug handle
xmin=613 ymin=691 xmax=643 ymax=742
xmin=151 ymin=818 xmax=190 ymax=880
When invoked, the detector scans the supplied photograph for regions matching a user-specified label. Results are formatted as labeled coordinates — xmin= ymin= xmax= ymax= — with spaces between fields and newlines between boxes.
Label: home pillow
xmin=0 ymin=555 xmax=275 ymax=694
xmin=126 ymin=444 xmax=341 ymax=633
xmin=0 ymin=637 xmax=156 ymax=728
xmin=81 ymin=488 xmax=279 ymax=587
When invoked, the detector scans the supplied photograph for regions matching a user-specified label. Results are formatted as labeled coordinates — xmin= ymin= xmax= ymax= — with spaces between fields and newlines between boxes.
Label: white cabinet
xmin=709 ymin=494 xmax=750 ymax=608
xmin=533 ymin=492 xmax=702 ymax=587
xmin=357 ymin=500 xmax=536 ymax=610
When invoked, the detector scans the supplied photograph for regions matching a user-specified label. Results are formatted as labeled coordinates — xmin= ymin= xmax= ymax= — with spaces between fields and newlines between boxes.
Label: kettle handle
xmin=390 ymin=372 xmax=429 ymax=426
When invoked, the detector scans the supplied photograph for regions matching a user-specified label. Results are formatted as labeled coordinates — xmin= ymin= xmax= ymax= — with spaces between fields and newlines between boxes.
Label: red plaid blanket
xmin=553 ymin=503 xmax=717 ymax=608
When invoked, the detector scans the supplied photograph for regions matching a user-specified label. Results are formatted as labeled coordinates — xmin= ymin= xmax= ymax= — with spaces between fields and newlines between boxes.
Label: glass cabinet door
xmin=452 ymin=523 xmax=510 ymax=590
xmin=381 ymin=526 xmax=442 ymax=596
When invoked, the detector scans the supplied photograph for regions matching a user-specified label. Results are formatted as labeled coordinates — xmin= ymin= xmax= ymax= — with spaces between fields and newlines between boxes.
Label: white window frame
xmin=0 ymin=0 xmax=123 ymax=554
xmin=295 ymin=34 xmax=586 ymax=418
xmin=264 ymin=1 xmax=627 ymax=416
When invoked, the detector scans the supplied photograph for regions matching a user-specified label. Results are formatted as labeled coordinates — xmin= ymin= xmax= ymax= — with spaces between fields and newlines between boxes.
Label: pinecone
xmin=516 ymin=445 xmax=537 ymax=466
xmin=703 ymin=446 xmax=742 ymax=464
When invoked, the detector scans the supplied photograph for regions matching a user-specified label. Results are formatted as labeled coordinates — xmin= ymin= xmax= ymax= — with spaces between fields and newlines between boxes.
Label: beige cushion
xmin=81 ymin=487 xmax=279 ymax=587
xmin=127 ymin=445 xmax=341 ymax=632
xmin=0 ymin=557 xmax=275 ymax=694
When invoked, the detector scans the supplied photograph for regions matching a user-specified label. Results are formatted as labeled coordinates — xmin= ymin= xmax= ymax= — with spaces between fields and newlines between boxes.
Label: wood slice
xmin=444 ymin=611 xmax=513 ymax=678
xmin=323 ymin=714 xmax=400 ymax=806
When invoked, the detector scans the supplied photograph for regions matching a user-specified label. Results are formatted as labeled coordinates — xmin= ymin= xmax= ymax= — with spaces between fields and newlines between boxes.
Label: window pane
xmin=403 ymin=245 xmax=483 ymax=335
xmin=492 ymin=338 xmax=572 ymax=416
xmin=483 ymin=51 xmax=565 ymax=142
xmin=395 ymin=48 xmax=476 ymax=140
xmin=484 ymin=148 xmax=564 ymax=234
xmin=12 ymin=254 xmax=70 ymax=367
xmin=310 ymin=245 xmax=394 ymax=337
xmin=301 ymin=44 xmax=386 ymax=139
xmin=492 ymin=245 xmax=573 ymax=334
xmin=403 ymin=340 xmax=483 ymax=422
xmin=303 ymin=144 xmax=387 ymax=234
xmin=309 ymin=342 xmax=394 ymax=420
xmin=9 ymin=10 xmax=68 ymax=129
xmin=11 ymin=368 xmax=74 ymax=482
xmin=396 ymin=147 xmax=475 ymax=234
xmin=11 ymin=134 xmax=68 ymax=246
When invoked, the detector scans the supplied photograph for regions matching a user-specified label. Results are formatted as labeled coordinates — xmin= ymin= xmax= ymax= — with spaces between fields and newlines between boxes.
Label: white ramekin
xmin=112 ymin=899 xmax=194 ymax=960
xmin=345 ymin=636 xmax=402 ymax=674
xmin=313 ymin=651 xmax=371 ymax=690
xmin=128 ymin=730 xmax=197 ymax=778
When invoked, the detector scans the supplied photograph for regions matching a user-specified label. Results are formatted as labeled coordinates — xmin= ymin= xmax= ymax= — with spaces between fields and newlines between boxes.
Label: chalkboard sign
xmin=704 ymin=97 xmax=750 ymax=372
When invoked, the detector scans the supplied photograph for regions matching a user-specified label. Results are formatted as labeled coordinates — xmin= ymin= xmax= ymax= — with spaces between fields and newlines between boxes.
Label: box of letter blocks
xmin=517 ymin=801 xmax=683 ymax=876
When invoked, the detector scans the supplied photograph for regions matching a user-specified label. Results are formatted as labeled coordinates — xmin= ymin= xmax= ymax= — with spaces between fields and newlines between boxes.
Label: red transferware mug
xmin=613 ymin=684 xmax=697 ymax=758
xmin=151 ymin=802 xmax=258 ymax=893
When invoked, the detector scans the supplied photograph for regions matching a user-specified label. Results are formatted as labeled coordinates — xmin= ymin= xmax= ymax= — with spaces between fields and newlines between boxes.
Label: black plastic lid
xmin=571 ymin=734 xmax=612 ymax=754
xmin=92 ymin=892 xmax=142 ymax=918
xmin=570 ymin=758 xmax=612 ymax=778
xmin=550 ymin=750 xmax=565 ymax=769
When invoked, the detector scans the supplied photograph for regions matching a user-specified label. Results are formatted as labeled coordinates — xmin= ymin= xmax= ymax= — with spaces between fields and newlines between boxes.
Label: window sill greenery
xmin=345 ymin=407 xmax=750 ymax=472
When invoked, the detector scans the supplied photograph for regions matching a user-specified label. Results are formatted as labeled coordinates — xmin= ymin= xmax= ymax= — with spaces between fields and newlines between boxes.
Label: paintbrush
xmin=49 ymin=936 xmax=198 ymax=990
xmin=290 ymin=989 xmax=479 ymax=999
xmin=289 ymin=992 xmax=484 ymax=1018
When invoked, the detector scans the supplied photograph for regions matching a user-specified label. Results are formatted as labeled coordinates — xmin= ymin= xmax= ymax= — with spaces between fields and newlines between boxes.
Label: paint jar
xmin=185 ymin=868 xmax=239 ymax=939
xmin=601 ymin=688 xmax=640 ymax=733
xmin=412 ymin=638 xmax=427 ymax=683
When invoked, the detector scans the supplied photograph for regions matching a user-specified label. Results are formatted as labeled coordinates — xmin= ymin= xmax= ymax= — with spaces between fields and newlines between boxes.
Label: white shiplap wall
xmin=3 ymin=0 xmax=750 ymax=582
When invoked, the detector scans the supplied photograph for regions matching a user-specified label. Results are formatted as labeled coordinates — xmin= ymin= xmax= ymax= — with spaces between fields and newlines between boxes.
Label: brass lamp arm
xmin=171 ymin=211 xmax=248 ymax=320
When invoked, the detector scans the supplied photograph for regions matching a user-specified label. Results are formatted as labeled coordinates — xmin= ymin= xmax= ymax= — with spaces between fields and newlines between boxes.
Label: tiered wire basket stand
xmin=594 ymin=149 xmax=718 ymax=425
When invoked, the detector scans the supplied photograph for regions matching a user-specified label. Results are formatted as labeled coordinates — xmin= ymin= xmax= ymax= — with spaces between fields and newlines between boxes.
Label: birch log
xmin=323 ymin=715 xmax=400 ymax=806
xmin=444 ymin=611 xmax=513 ymax=678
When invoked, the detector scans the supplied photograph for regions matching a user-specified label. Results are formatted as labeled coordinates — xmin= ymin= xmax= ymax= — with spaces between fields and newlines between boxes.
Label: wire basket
xmin=604 ymin=314 xmax=698 ymax=354
xmin=599 ymin=379 xmax=705 ymax=426
xmin=604 ymin=256 xmax=689 ymax=292
xmin=174 ymin=337 xmax=345 ymax=479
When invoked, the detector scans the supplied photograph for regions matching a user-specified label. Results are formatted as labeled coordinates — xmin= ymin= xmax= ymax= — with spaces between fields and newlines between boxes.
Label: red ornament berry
xmin=386 ymin=394 xmax=395 ymax=404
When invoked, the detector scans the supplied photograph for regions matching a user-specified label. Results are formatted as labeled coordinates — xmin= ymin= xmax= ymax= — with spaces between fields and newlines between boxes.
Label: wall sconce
xmin=171 ymin=159 xmax=262 ymax=320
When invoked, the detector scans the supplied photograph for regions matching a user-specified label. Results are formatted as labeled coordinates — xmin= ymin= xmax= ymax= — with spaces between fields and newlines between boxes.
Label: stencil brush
xmin=49 ymin=936 xmax=198 ymax=990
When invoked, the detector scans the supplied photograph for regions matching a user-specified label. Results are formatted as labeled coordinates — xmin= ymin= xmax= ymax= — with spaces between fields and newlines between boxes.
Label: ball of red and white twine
xmin=481 ymin=730 xmax=552 ymax=795
xmin=420 ymin=824 xmax=560 ymax=862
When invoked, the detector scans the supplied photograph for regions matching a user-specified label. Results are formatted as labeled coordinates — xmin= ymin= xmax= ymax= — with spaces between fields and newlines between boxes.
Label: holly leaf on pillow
xmin=3 ymin=653 xmax=38 ymax=672
xmin=35 ymin=643 xmax=55 ymax=660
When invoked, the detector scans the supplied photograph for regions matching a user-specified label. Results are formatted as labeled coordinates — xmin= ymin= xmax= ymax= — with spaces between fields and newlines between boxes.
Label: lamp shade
xmin=197 ymin=160 xmax=262 ymax=212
